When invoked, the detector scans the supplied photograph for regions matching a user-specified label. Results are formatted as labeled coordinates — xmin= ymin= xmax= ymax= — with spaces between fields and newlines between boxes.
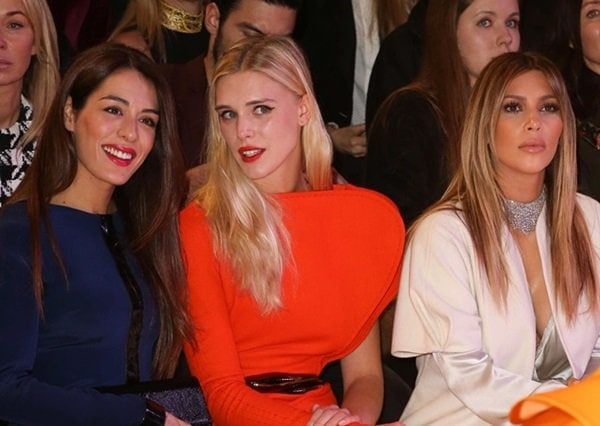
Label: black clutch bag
xmin=99 ymin=377 xmax=211 ymax=426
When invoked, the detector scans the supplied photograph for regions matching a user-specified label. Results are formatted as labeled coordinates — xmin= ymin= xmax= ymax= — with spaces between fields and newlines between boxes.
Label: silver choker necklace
xmin=504 ymin=187 xmax=547 ymax=234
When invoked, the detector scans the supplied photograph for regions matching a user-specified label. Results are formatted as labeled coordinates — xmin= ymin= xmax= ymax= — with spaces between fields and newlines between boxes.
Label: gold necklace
xmin=160 ymin=1 xmax=203 ymax=34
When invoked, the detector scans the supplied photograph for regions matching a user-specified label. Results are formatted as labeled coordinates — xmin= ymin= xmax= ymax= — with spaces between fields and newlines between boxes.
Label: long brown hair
xmin=417 ymin=52 xmax=597 ymax=320
xmin=407 ymin=0 xmax=474 ymax=174
xmin=9 ymin=43 xmax=190 ymax=377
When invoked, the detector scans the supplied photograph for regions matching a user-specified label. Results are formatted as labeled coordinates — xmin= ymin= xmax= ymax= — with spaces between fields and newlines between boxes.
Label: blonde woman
xmin=0 ymin=0 xmax=59 ymax=205
xmin=180 ymin=36 xmax=405 ymax=426
xmin=391 ymin=51 xmax=600 ymax=425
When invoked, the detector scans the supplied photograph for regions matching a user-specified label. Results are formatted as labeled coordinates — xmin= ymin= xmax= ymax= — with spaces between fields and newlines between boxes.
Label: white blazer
xmin=392 ymin=194 xmax=600 ymax=425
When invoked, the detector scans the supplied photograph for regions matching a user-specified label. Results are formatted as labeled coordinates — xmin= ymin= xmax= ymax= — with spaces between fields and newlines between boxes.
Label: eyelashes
xmin=217 ymin=105 xmax=274 ymax=120
xmin=501 ymin=102 xmax=560 ymax=114
xmin=502 ymin=101 xmax=521 ymax=113
xmin=254 ymin=105 xmax=273 ymax=115
xmin=540 ymin=103 xmax=560 ymax=113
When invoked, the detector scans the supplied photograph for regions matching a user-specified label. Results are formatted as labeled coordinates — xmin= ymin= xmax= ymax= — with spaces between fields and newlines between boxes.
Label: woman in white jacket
xmin=391 ymin=51 xmax=600 ymax=425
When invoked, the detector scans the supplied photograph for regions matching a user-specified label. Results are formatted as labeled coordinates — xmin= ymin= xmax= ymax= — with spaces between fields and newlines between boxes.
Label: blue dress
xmin=0 ymin=203 xmax=159 ymax=425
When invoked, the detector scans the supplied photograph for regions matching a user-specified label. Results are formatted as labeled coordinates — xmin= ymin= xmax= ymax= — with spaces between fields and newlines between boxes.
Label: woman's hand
xmin=165 ymin=412 xmax=191 ymax=426
xmin=308 ymin=404 xmax=361 ymax=426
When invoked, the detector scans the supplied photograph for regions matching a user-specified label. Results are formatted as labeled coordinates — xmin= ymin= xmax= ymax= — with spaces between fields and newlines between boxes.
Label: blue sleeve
xmin=0 ymin=218 xmax=146 ymax=426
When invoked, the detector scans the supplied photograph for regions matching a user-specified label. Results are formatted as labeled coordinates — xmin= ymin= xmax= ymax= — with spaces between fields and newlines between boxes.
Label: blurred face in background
xmin=0 ymin=0 xmax=35 ymax=90
xmin=207 ymin=0 xmax=296 ymax=61
xmin=457 ymin=0 xmax=520 ymax=86
xmin=581 ymin=0 xmax=600 ymax=74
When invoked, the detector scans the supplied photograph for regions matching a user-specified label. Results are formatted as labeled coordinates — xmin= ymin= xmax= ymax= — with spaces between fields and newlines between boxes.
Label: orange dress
xmin=180 ymin=185 xmax=404 ymax=426
xmin=510 ymin=368 xmax=600 ymax=425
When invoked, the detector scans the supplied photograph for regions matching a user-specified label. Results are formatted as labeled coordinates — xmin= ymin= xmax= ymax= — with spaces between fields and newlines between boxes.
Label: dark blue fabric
xmin=0 ymin=202 xmax=159 ymax=425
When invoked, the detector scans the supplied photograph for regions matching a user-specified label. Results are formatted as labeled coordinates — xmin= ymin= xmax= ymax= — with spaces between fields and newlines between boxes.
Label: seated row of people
xmin=0 ymin=0 xmax=591 ymax=422
xmin=2 ymin=32 xmax=600 ymax=425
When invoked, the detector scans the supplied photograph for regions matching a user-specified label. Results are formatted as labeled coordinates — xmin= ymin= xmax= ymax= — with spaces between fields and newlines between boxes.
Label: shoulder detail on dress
xmin=410 ymin=206 xmax=468 ymax=241
xmin=279 ymin=185 xmax=404 ymax=222
xmin=576 ymin=192 xmax=600 ymax=210
xmin=180 ymin=201 xmax=205 ymax=221
xmin=179 ymin=201 xmax=211 ymax=235
xmin=576 ymin=192 xmax=600 ymax=233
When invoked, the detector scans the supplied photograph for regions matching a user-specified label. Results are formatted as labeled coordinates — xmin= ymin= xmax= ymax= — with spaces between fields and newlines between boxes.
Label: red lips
xmin=238 ymin=146 xmax=265 ymax=163
xmin=102 ymin=144 xmax=137 ymax=167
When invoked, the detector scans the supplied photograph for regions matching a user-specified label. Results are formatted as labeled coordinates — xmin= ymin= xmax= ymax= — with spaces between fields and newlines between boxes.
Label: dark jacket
xmin=159 ymin=56 xmax=209 ymax=169
xmin=366 ymin=89 xmax=448 ymax=226
xmin=296 ymin=0 xmax=368 ymax=184
xmin=365 ymin=0 xmax=428 ymax=129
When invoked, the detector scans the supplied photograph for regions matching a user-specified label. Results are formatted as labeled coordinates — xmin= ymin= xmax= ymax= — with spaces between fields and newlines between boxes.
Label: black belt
xmin=245 ymin=373 xmax=324 ymax=394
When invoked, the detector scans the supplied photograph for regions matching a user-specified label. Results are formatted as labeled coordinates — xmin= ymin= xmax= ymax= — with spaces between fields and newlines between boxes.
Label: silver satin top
xmin=533 ymin=318 xmax=572 ymax=383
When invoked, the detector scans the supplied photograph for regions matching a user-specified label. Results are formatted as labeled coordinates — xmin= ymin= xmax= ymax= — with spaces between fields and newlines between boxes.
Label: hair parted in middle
xmin=197 ymin=35 xmax=333 ymax=313
xmin=417 ymin=51 xmax=597 ymax=321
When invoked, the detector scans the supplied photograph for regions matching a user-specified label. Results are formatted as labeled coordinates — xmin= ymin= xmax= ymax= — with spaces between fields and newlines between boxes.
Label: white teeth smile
xmin=242 ymin=149 xmax=262 ymax=157
xmin=103 ymin=146 xmax=133 ymax=160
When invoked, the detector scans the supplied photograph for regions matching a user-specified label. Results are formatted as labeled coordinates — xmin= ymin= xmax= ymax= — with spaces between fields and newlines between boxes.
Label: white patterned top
xmin=0 ymin=95 xmax=34 ymax=206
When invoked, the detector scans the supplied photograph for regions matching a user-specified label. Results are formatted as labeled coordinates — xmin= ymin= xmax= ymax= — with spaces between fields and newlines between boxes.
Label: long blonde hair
xmin=197 ymin=36 xmax=333 ymax=313
xmin=19 ymin=0 xmax=60 ymax=147
xmin=416 ymin=52 xmax=597 ymax=320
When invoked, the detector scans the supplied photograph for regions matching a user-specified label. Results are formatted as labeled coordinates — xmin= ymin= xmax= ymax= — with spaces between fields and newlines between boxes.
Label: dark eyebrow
xmin=237 ymin=22 xmax=265 ymax=35
xmin=101 ymin=95 xmax=159 ymax=115
xmin=474 ymin=11 xmax=520 ymax=18
xmin=503 ymin=94 xmax=557 ymax=102
xmin=475 ymin=10 xmax=498 ymax=16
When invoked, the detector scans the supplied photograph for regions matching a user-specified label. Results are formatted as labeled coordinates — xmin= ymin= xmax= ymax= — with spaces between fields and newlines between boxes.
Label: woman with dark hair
xmin=554 ymin=0 xmax=600 ymax=202
xmin=392 ymin=52 xmax=600 ymax=425
xmin=366 ymin=0 xmax=520 ymax=226
xmin=0 ymin=43 xmax=191 ymax=425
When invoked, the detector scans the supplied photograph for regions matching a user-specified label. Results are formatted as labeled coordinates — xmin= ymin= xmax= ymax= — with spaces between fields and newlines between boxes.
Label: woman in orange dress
xmin=179 ymin=36 xmax=405 ymax=426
